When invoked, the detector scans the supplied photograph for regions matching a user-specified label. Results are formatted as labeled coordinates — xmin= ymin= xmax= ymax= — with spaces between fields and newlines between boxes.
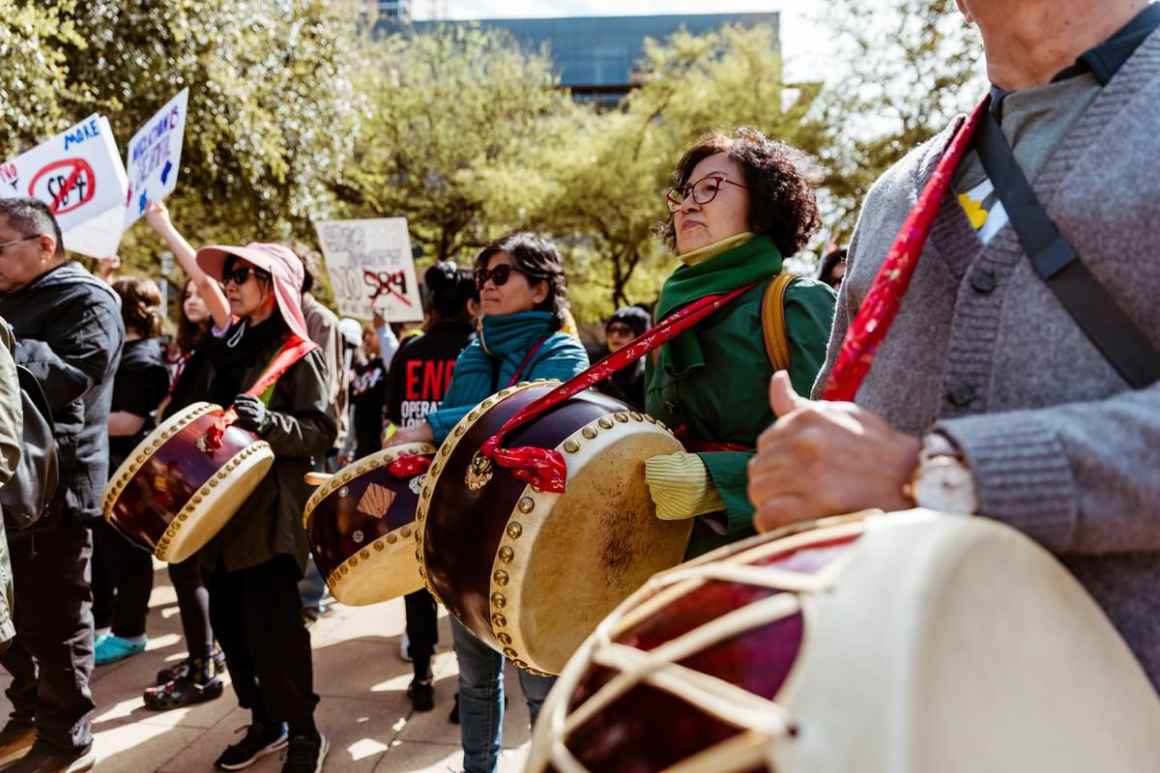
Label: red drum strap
xmin=821 ymin=99 xmax=986 ymax=402
xmin=479 ymin=281 xmax=761 ymax=494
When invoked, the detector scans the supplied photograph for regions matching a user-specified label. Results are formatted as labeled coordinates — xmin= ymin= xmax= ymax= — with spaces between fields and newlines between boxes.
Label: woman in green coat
xmin=645 ymin=129 xmax=836 ymax=557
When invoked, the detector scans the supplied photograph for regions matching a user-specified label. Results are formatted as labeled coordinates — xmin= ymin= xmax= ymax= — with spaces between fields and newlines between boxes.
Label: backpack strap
xmin=761 ymin=272 xmax=796 ymax=372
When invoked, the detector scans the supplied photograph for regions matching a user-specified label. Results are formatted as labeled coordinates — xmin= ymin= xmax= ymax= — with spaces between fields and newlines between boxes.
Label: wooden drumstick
xmin=304 ymin=471 xmax=334 ymax=487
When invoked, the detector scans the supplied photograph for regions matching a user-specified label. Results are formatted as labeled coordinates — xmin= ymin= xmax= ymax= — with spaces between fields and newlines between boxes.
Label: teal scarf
xmin=479 ymin=310 xmax=556 ymax=360
xmin=654 ymin=235 xmax=783 ymax=377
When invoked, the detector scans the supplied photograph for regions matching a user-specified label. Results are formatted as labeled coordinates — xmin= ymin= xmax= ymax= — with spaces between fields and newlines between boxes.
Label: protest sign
xmin=314 ymin=218 xmax=423 ymax=322
xmin=124 ymin=88 xmax=190 ymax=227
xmin=0 ymin=114 xmax=129 ymax=258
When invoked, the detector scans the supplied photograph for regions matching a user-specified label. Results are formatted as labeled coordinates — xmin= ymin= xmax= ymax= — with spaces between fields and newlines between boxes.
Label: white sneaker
xmin=399 ymin=632 xmax=412 ymax=662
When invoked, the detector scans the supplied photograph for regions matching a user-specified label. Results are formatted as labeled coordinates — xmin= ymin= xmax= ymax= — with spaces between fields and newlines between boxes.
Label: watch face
xmin=914 ymin=457 xmax=977 ymax=514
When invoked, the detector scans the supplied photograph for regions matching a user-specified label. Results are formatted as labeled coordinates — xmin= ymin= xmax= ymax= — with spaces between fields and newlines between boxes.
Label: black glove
xmin=232 ymin=394 xmax=272 ymax=435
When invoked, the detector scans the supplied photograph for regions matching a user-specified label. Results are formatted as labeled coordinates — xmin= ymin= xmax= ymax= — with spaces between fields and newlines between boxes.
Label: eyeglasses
xmin=222 ymin=264 xmax=269 ymax=286
xmin=475 ymin=264 xmax=528 ymax=290
xmin=0 ymin=235 xmax=39 ymax=254
xmin=665 ymin=175 xmax=748 ymax=213
xmin=606 ymin=323 xmax=634 ymax=337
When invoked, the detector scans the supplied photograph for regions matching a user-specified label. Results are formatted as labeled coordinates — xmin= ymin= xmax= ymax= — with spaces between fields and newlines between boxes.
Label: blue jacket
xmin=426 ymin=311 xmax=589 ymax=444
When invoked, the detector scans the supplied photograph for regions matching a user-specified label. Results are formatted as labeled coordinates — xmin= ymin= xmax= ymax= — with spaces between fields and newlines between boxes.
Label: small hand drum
xmin=303 ymin=443 xmax=435 ymax=606
xmin=529 ymin=510 xmax=1160 ymax=773
xmin=417 ymin=381 xmax=693 ymax=676
xmin=103 ymin=402 xmax=274 ymax=563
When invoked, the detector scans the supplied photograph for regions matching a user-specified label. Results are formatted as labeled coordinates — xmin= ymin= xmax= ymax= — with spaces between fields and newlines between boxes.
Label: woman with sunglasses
xmin=167 ymin=243 xmax=336 ymax=773
xmin=646 ymin=128 xmax=836 ymax=557
xmin=385 ymin=232 xmax=587 ymax=773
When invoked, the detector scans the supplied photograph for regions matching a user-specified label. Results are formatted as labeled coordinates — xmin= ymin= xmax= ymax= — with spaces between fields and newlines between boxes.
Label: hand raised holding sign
xmin=746 ymin=371 xmax=921 ymax=532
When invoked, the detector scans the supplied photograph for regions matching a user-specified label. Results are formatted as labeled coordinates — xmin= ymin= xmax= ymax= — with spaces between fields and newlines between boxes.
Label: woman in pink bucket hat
xmin=162 ymin=241 xmax=336 ymax=773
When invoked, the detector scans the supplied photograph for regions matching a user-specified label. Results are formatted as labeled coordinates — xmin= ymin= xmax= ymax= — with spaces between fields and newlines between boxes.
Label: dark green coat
xmin=176 ymin=333 xmax=336 ymax=575
xmin=646 ymin=277 xmax=836 ymax=557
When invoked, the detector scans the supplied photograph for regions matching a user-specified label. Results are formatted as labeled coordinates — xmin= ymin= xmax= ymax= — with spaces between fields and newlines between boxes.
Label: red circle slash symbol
xmin=28 ymin=159 xmax=97 ymax=215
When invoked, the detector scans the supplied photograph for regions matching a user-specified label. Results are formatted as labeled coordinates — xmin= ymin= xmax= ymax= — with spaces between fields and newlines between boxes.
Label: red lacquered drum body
xmin=102 ymin=402 xmax=274 ymax=563
xmin=302 ymin=443 xmax=435 ymax=606
xmin=417 ymin=381 xmax=692 ymax=676
xmin=530 ymin=510 xmax=1160 ymax=773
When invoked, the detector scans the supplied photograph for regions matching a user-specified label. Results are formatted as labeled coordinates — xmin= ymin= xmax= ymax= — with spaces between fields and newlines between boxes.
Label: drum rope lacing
xmin=546 ymin=557 xmax=840 ymax=773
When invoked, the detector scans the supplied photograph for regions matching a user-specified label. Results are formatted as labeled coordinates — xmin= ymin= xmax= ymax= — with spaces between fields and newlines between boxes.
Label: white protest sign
xmin=314 ymin=218 xmax=423 ymax=322
xmin=124 ymin=88 xmax=189 ymax=227
xmin=0 ymin=114 xmax=129 ymax=258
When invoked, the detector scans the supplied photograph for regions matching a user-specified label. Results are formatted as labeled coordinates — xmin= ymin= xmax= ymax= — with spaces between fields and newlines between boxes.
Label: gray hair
xmin=0 ymin=198 xmax=64 ymax=257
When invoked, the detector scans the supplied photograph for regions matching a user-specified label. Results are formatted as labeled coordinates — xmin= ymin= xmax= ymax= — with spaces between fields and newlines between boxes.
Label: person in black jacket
xmin=0 ymin=198 xmax=124 ymax=773
xmin=91 ymin=278 xmax=171 ymax=667
xmin=592 ymin=305 xmax=651 ymax=411
xmin=383 ymin=262 xmax=476 ymax=714
xmin=185 ymin=242 xmax=335 ymax=773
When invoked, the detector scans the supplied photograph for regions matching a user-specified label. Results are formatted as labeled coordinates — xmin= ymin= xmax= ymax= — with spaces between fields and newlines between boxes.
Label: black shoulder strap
xmin=976 ymin=108 xmax=1160 ymax=389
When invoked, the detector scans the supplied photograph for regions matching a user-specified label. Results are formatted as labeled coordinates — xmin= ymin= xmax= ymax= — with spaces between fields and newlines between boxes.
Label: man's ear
xmin=39 ymin=234 xmax=59 ymax=261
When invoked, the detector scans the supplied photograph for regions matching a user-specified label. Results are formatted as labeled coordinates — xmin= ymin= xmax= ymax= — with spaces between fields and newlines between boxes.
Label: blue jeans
xmin=297 ymin=555 xmax=328 ymax=616
xmin=451 ymin=617 xmax=555 ymax=773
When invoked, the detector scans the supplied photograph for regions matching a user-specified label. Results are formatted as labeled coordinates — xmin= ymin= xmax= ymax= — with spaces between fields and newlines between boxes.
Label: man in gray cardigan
xmin=748 ymin=0 xmax=1160 ymax=689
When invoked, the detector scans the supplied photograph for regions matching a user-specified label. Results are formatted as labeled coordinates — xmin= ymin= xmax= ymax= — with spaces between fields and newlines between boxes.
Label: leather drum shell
xmin=418 ymin=381 xmax=692 ymax=675
xmin=303 ymin=443 xmax=435 ymax=606
xmin=102 ymin=401 xmax=274 ymax=563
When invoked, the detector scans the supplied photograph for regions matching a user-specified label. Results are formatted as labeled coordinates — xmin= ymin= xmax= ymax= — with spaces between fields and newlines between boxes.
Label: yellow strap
xmin=761 ymin=273 xmax=795 ymax=372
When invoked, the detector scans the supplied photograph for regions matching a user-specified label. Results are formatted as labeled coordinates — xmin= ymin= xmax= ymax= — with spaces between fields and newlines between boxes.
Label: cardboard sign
xmin=124 ymin=88 xmax=189 ymax=227
xmin=314 ymin=218 xmax=423 ymax=322
xmin=0 ymin=114 xmax=129 ymax=258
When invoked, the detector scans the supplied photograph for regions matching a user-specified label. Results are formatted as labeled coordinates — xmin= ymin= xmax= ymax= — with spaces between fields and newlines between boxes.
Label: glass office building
xmin=401 ymin=12 xmax=780 ymax=105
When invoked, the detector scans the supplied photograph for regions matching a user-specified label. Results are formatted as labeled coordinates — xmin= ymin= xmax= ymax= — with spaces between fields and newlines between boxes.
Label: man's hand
xmin=747 ymin=371 xmax=921 ymax=533
xmin=382 ymin=421 xmax=434 ymax=449
xmin=232 ymin=394 xmax=272 ymax=435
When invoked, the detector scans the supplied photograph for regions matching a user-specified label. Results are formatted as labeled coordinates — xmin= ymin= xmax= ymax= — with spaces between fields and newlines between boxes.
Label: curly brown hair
xmin=660 ymin=128 xmax=822 ymax=257
xmin=113 ymin=276 xmax=164 ymax=339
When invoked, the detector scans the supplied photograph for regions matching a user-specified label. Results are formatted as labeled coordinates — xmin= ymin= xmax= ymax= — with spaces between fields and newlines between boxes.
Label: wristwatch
xmin=903 ymin=432 xmax=979 ymax=515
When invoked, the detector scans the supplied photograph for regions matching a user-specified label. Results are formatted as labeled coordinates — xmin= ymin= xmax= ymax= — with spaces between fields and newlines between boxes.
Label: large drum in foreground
xmin=417 ymin=381 xmax=692 ymax=676
xmin=529 ymin=509 xmax=1160 ymax=773
xmin=102 ymin=402 xmax=274 ymax=563
xmin=303 ymin=443 xmax=435 ymax=606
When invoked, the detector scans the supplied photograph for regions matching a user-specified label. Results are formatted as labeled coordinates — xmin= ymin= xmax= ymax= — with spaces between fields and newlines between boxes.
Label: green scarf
xmin=654 ymin=234 xmax=784 ymax=378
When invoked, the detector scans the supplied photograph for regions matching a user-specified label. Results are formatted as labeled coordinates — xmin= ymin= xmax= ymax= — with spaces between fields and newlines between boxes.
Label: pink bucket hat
xmin=196 ymin=242 xmax=315 ymax=346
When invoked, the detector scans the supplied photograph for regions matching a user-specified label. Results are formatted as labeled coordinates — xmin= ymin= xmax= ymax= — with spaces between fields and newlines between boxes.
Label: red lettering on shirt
xmin=406 ymin=360 xmax=422 ymax=400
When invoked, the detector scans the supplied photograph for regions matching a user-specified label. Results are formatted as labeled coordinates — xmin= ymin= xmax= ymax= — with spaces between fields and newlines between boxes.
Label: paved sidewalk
xmin=0 ymin=562 xmax=532 ymax=772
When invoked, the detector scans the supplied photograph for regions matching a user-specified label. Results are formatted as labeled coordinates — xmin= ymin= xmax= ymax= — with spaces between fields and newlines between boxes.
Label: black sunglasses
xmin=475 ymin=264 xmax=533 ymax=289
xmin=222 ymin=263 xmax=269 ymax=286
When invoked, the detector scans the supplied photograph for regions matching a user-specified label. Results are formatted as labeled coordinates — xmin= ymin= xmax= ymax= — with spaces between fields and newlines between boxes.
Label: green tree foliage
xmin=531 ymin=24 xmax=825 ymax=315
xmin=2 ymin=0 xmax=358 ymax=272
xmin=813 ymin=0 xmax=984 ymax=236
xmin=328 ymin=25 xmax=582 ymax=265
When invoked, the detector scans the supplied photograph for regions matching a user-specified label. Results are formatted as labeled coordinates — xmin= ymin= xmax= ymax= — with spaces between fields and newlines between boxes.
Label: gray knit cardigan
xmin=814 ymin=30 xmax=1160 ymax=687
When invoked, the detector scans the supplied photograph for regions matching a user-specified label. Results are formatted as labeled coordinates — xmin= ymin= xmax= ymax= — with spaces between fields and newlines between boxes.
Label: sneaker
xmin=280 ymin=733 xmax=328 ymax=773
xmin=155 ymin=646 xmax=227 ymax=685
xmin=407 ymin=678 xmax=434 ymax=712
xmin=398 ymin=631 xmax=411 ymax=662
xmin=0 ymin=720 xmax=36 ymax=768
xmin=214 ymin=722 xmax=288 ymax=770
xmin=94 ymin=635 xmax=146 ymax=666
xmin=447 ymin=692 xmax=460 ymax=724
xmin=2 ymin=742 xmax=94 ymax=773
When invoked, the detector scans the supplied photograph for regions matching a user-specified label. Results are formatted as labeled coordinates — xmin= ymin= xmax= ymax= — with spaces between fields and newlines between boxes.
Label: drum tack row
xmin=101 ymin=383 xmax=1160 ymax=772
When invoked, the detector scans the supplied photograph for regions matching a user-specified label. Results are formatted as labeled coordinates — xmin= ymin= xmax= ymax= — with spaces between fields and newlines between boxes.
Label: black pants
xmin=208 ymin=555 xmax=318 ymax=731
xmin=91 ymin=521 xmax=153 ymax=639
xmin=404 ymin=588 xmax=438 ymax=680
xmin=168 ymin=555 xmax=213 ymax=660
xmin=0 ymin=525 xmax=95 ymax=752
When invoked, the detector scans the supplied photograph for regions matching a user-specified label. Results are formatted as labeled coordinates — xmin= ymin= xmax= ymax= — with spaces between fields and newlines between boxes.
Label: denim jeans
xmin=451 ymin=617 xmax=555 ymax=773
xmin=297 ymin=555 xmax=329 ymax=616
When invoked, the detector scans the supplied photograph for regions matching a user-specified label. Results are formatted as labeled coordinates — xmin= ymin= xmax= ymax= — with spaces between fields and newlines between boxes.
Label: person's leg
xmin=241 ymin=556 xmax=318 ymax=735
xmin=13 ymin=525 xmax=96 ymax=753
xmin=89 ymin=524 xmax=114 ymax=637
xmin=0 ymin=540 xmax=39 ymax=728
xmin=450 ymin=617 xmax=505 ymax=773
xmin=403 ymin=589 xmax=438 ymax=680
xmin=297 ymin=556 xmax=328 ymax=622
xmin=516 ymin=670 xmax=557 ymax=728
xmin=109 ymin=532 xmax=153 ymax=641
xmin=167 ymin=556 xmax=214 ymax=663
xmin=207 ymin=566 xmax=263 ymax=717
